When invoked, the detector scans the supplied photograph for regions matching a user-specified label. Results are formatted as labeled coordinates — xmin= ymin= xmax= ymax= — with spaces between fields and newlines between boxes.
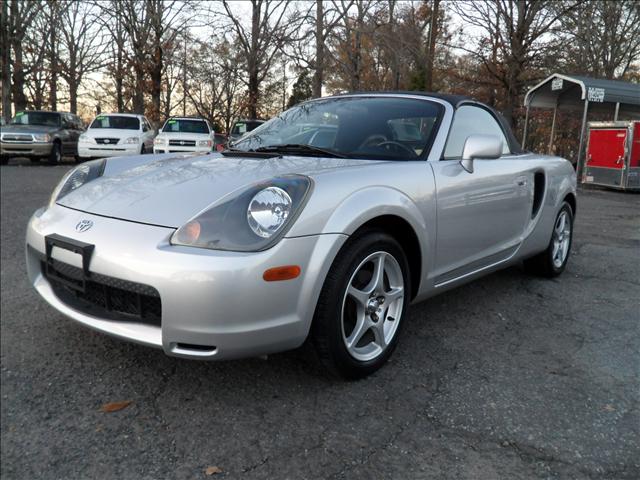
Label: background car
xmin=153 ymin=117 xmax=215 ymax=154
xmin=78 ymin=113 xmax=155 ymax=160
xmin=1 ymin=110 xmax=84 ymax=164
xmin=26 ymin=93 xmax=576 ymax=379
xmin=228 ymin=119 xmax=265 ymax=143
xmin=214 ymin=132 xmax=228 ymax=152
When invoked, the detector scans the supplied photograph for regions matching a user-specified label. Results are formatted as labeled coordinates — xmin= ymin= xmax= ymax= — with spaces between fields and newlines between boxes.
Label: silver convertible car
xmin=26 ymin=93 xmax=576 ymax=378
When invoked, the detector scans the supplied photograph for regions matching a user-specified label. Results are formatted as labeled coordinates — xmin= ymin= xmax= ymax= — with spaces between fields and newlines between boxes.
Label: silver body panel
xmin=26 ymin=94 xmax=577 ymax=360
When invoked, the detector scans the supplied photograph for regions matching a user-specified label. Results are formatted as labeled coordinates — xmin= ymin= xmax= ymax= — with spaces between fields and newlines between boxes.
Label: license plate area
xmin=45 ymin=234 xmax=94 ymax=293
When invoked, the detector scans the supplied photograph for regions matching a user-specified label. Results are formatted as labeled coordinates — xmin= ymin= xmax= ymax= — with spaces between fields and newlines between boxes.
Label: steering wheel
xmin=375 ymin=141 xmax=417 ymax=158
xmin=359 ymin=134 xmax=388 ymax=149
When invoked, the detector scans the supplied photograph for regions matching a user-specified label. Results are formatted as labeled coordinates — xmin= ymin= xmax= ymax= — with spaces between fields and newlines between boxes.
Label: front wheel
xmin=47 ymin=142 xmax=62 ymax=165
xmin=312 ymin=231 xmax=410 ymax=379
xmin=524 ymin=202 xmax=574 ymax=277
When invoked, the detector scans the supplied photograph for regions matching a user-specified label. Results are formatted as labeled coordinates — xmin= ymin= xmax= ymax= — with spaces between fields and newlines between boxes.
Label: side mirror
xmin=460 ymin=134 xmax=503 ymax=173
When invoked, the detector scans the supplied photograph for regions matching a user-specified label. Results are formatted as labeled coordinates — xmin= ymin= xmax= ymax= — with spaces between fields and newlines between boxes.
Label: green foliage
xmin=287 ymin=71 xmax=313 ymax=109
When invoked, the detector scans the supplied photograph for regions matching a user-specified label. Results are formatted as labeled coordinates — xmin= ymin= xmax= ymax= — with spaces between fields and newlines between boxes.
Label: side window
xmin=142 ymin=118 xmax=149 ymax=132
xmin=74 ymin=115 xmax=83 ymax=130
xmin=63 ymin=114 xmax=73 ymax=128
xmin=443 ymin=105 xmax=510 ymax=159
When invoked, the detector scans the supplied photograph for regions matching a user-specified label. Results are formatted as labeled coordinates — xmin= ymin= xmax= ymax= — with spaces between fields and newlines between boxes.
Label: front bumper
xmin=26 ymin=204 xmax=347 ymax=360
xmin=78 ymin=143 xmax=140 ymax=158
xmin=1 ymin=141 xmax=52 ymax=157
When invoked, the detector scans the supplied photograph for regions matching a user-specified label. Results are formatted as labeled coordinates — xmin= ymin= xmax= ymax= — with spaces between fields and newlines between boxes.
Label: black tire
xmin=0 ymin=156 xmax=9 ymax=165
xmin=523 ymin=202 xmax=574 ymax=278
xmin=140 ymin=144 xmax=146 ymax=154
xmin=47 ymin=141 xmax=62 ymax=165
xmin=311 ymin=230 xmax=411 ymax=379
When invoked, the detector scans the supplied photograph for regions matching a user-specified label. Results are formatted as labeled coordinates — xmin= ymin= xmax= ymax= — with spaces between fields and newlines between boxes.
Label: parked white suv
xmin=153 ymin=117 xmax=215 ymax=154
xmin=78 ymin=114 xmax=155 ymax=160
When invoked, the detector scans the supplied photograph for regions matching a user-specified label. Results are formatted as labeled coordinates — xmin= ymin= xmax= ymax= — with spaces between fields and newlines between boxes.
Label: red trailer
xmin=582 ymin=121 xmax=640 ymax=191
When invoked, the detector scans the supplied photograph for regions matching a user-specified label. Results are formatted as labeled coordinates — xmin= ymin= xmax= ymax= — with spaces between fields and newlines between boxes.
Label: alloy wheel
xmin=341 ymin=251 xmax=405 ymax=362
xmin=552 ymin=210 xmax=571 ymax=268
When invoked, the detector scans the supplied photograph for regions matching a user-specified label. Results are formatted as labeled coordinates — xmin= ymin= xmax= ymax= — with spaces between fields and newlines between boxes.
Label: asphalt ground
xmin=1 ymin=159 xmax=639 ymax=480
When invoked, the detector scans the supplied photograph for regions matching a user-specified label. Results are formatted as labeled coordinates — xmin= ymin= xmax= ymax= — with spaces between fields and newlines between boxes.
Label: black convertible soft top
xmin=335 ymin=91 xmax=525 ymax=155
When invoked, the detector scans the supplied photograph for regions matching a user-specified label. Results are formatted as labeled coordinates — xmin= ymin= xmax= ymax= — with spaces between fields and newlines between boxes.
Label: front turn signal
xmin=263 ymin=265 xmax=301 ymax=282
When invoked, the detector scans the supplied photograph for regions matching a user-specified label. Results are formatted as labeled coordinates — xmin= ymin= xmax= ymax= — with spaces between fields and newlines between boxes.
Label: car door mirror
xmin=460 ymin=134 xmax=503 ymax=173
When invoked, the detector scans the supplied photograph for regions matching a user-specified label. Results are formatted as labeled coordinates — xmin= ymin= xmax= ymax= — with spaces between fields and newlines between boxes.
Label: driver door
xmin=431 ymin=105 xmax=533 ymax=284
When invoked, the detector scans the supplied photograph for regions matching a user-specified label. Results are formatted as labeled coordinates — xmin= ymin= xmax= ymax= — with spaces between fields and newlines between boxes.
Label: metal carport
xmin=522 ymin=73 xmax=640 ymax=177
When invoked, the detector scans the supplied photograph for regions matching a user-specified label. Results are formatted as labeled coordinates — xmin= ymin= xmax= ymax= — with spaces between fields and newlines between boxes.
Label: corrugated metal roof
xmin=525 ymin=73 xmax=640 ymax=108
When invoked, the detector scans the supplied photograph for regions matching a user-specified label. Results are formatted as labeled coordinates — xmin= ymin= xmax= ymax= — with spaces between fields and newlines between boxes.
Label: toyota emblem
xmin=180 ymin=140 xmax=185 ymax=146
xmin=104 ymin=139 xmax=110 ymax=144
xmin=75 ymin=219 xmax=94 ymax=233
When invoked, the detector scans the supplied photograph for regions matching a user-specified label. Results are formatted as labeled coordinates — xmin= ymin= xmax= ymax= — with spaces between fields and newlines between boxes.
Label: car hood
xmin=57 ymin=153 xmax=378 ymax=228
xmin=2 ymin=124 xmax=60 ymax=134
xmin=84 ymin=129 xmax=141 ymax=138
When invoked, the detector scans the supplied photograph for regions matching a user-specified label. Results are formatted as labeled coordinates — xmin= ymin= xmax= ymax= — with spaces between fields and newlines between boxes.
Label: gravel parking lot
xmin=1 ymin=161 xmax=639 ymax=479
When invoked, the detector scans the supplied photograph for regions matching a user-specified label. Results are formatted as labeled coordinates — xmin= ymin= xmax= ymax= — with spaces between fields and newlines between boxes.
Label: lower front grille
xmin=42 ymin=260 xmax=162 ymax=326
xmin=95 ymin=137 xmax=120 ymax=145
xmin=2 ymin=134 xmax=33 ymax=142
xmin=169 ymin=139 xmax=196 ymax=147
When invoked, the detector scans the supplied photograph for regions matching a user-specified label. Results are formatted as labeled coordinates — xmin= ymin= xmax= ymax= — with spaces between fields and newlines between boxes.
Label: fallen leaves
xmin=205 ymin=466 xmax=222 ymax=475
xmin=99 ymin=400 xmax=132 ymax=413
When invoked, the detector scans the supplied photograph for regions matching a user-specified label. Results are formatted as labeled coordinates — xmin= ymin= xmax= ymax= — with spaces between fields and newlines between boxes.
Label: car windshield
xmin=10 ymin=111 xmax=60 ymax=127
xmin=90 ymin=115 xmax=140 ymax=130
xmin=232 ymin=97 xmax=442 ymax=160
xmin=162 ymin=119 xmax=209 ymax=134
xmin=231 ymin=120 xmax=263 ymax=136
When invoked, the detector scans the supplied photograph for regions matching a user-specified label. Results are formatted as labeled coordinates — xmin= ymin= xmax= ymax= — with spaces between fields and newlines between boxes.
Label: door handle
xmin=516 ymin=177 xmax=527 ymax=186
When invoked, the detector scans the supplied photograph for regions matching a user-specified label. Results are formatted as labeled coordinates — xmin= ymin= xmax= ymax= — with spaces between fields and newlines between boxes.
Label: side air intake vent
xmin=532 ymin=172 xmax=545 ymax=218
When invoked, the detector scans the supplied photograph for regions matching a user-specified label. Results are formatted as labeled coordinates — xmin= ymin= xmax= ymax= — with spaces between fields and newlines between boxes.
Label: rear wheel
xmin=312 ymin=231 xmax=410 ymax=379
xmin=1 ymin=156 xmax=9 ymax=165
xmin=524 ymin=202 xmax=573 ymax=277
xmin=140 ymin=144 xmax=146 ymax=154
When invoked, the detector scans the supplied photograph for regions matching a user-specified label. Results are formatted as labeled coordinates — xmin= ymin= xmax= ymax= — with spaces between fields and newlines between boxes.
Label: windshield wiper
xmin=253 ymin=144 xmax=346 ymax=158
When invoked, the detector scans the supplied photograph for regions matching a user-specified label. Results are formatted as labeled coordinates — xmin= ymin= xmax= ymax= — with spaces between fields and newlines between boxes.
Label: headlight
xmin=197 ymin=139 xmax=213 ymax=147
xmin=154 ymin=137 xmax=167 ymax=145
xmin=247 ymin=187 xmax=291 ymax=238
xmin=32 ymin=133 xmax=51 ymax=143
xmin=79 ymin=133 xmax=95 ymax=143
xmin=123 ymin=136 xmax=139 ymax=144
xmin=49 ymin=158 xmax=106 ymax=207
xmin=171 ymin=175 xmax=312 ymax=251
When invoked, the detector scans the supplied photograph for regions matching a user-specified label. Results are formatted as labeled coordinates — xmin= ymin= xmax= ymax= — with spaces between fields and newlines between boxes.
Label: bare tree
xmin=115 ymin=0 xmax=153 ymax=114
xmin=4 ymin=0 xmax=42 ymax=113
xmin=326 ymin=0 xmax=379 ymax=92
xmin=559 ymin=0 xmax=640 ymax=79
xmin=452 ymin=0 xmax=580 ymax=129
xmin=424 ymin=0 xmax=441 ymax=91
xmin=146 ymin=0 xmax=191 ymax=122
xmin=220 ymin=0 xmax=302 ymax=118
xmin=56 ymin=0 xmax=106 ymax=114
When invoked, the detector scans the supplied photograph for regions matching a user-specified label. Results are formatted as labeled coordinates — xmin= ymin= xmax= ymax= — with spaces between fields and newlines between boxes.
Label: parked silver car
xmin=26 ymin=93 xmax=576 ymax=378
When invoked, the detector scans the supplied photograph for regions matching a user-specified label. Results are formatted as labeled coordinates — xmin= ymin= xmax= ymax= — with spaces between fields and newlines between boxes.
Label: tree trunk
xmin=133 ymin=61 xmax=145 ymax=114
xmin=69 ymin=78 xmax=78 ymax=114
xmin=312 ymin=0 xmax=323 ymax=98
xmin=49 ymin=1 xmax=58 ymax=112
xmin=425 ymin=0 xmax=440 ymax=91
xmin=1 ymin=0 xmax=11 ymax=121
xmin=247 ymin=0 xmax=260 ymax=118
xmin=11 ymin=43 xmax=27 ymax=112
xmin=150 ymin=44 xmax=162 ymax=123
xmin=115 ymin=50 xmax=124 ymax=111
